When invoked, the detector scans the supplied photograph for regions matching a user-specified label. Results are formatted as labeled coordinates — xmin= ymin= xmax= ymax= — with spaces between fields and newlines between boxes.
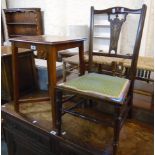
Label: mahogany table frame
xmin=10 ymin=36 xmax=85 ymax=128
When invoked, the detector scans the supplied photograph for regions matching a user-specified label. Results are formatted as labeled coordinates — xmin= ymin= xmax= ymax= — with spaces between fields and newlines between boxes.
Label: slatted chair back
xmin=89 ymin=5 xmax=147 ymax=84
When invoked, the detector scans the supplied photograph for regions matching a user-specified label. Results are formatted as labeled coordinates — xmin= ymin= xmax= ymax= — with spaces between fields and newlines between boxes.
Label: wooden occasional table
xmin=10 ymin=35 xmax=86 ymax=128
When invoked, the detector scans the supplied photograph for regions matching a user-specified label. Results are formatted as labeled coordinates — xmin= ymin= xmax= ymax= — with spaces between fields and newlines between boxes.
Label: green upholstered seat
xmin=59 ymin=73 xmax=130 ymax=103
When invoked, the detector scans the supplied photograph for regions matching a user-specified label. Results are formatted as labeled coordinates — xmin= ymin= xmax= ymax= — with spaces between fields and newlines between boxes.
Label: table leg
xmin=79 ymin=41 xmax=85 ymax=75
xmin=47 ymin=46 xmax=57 ymax=129
xmin=12 ymin=43 xmax=19 ymax=112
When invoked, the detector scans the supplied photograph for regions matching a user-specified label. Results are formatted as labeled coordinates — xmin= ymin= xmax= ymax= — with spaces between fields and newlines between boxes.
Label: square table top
xmin=9 ymin=35 xmax=86 ymax=45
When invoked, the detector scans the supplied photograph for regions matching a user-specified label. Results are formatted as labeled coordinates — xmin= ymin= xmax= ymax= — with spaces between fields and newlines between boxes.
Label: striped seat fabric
xmin=59 ymin=73 xmax=130 ymax=103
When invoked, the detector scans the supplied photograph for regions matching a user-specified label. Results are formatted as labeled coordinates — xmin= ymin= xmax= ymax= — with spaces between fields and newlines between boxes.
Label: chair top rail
xmin=93 ymin=6 xmax=142 ymax=14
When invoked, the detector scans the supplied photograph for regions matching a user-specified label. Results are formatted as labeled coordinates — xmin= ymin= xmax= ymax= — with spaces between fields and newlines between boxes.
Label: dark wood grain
xmin=79 ymin=42 xmax=85 ymax=75
xmin=94 ymin=6 xmax=142 ymax=14
xmin=108 ymin=13 xmax=127 ymax=54
xmin=9 ymin=35 xmax=86 ymax=45
xmin=47 ymin=46 xmax=57 ymax=128
xmin=4 ymin=8 xmax=43 ymax=38
xmin=12 ymin=43 xmax=20 ymax=112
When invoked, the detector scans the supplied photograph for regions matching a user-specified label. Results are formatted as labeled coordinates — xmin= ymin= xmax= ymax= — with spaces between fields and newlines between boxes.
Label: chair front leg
xmin=128 ymin=93 xmax=133 ymax=119
xmin=113 ymin=104 xmax=121 ymax=155
xmin=56 ymin=89 xmax=63 ymax=136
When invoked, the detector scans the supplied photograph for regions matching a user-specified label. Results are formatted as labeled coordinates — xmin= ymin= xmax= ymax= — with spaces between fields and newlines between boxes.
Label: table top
xmin=9 ymin=35 xmax=86 ymax=45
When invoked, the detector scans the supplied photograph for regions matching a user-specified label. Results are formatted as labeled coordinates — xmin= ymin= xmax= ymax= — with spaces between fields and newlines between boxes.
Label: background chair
xmin=62 ymin=54 xmax=123 ymax=81
xmin=56 ymin=5 xmax=146 ymax=155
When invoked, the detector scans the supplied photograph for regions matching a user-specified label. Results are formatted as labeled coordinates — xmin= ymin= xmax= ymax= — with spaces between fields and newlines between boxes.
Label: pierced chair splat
xmin=56 ymin=5 xmax=147 ymax=155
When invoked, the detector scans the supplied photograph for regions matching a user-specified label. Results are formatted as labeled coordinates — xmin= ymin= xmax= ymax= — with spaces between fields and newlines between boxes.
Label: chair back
xmin=89 ymin=5 xmax=147 ymax=82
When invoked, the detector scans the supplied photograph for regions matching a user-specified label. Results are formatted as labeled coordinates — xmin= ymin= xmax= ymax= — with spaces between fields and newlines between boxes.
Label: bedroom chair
xmin=56 ymin=5 xmax=146 ymax=155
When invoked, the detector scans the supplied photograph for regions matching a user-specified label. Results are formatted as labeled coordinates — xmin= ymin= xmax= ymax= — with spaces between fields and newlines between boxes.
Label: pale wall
xmin=6 ymin=0 xmax=154 ymax=56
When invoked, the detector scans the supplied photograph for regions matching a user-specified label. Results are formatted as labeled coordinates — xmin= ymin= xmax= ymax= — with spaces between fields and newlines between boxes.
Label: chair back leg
xmin=128 ymin=92 xmax=134 ymax=119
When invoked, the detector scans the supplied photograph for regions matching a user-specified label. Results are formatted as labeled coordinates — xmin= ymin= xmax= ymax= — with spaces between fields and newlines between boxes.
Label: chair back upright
xmin=89 ymin=5 xmax=147 ymax=85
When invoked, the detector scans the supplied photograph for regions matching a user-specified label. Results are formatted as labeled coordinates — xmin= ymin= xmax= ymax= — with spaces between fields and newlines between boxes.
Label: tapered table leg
xmin=47 ymin=46 xmax=57 ymax=129
xmin=12 ymin=43 xmax=20 ymax=112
